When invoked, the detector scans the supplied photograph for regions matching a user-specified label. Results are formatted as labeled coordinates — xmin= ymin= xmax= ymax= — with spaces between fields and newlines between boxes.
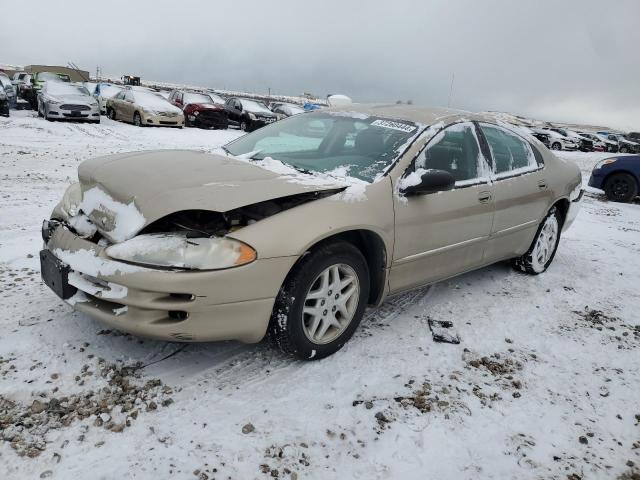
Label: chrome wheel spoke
xmin=302 ymin=263 xmax=360 ymax=345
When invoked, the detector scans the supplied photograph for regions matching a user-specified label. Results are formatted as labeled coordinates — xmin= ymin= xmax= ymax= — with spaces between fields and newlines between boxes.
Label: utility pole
xmin=447 ymin=72 xmax=455 ymax=108
xmin=268 ymin=87 xmax=271 ymax=98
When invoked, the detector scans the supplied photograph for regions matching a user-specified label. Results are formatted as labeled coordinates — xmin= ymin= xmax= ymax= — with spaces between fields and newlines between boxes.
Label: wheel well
xmin=303 ymin=230 xmax=387 ymax=306
xmin=553 ymin=198 xmax=570 ymax=225
xmin=602 ymin=170 xmax=640 ymax=190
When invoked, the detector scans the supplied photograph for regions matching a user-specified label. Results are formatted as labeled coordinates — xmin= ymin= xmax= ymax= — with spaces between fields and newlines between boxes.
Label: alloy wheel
xmin=302 ymin=264 xmax=360 ymax=345
xmin=531 ymin=215 xmax=559 ymax=271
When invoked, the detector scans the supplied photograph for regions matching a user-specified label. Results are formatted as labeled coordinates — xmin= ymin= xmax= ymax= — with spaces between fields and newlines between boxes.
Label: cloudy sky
xmin=2 ymin=0 xmax=639 ymax=130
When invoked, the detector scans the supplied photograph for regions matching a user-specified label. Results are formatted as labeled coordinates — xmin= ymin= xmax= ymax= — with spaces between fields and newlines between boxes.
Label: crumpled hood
xmin=76 ymin=150 xmax=344 ymax=242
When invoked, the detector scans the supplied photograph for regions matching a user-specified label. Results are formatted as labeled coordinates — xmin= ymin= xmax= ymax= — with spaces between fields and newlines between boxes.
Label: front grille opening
xmin=168 ymin=310 xmax=189 ymax=321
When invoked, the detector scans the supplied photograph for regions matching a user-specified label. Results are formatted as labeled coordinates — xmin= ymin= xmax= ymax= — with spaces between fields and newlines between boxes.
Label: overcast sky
xmin=2 ymin=0 xmax=639 ymax=130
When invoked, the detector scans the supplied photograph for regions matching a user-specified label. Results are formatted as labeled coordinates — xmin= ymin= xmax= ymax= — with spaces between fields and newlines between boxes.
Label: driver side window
xmin=415 ymin=123 xmax=485 ymax=185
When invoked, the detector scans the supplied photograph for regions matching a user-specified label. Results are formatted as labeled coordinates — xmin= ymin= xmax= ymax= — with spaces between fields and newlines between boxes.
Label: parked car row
xmin=525 ymin=125 xmax=639 ymax=153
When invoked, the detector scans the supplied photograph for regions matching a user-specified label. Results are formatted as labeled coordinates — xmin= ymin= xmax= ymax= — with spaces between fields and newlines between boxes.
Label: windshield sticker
xmin=370 ymin=119 xmax=416 ymax=133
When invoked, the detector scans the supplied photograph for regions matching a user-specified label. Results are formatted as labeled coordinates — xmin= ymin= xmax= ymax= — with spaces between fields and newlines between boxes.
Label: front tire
xmin=604 ymin=172 xmax=638 ymax=203
xmin=268 ymin=242 xmax=370 ymax=360
xmin=240 ymin=120 xmax=248 ymax=132
xmin=108 ymin=108 xmax=117 ymax=120
xmin=133 ymin=111 xmax=143 ymax=127
xmin=619 ymin=146 xmax=628 ymax=153
xmin=551 ymin=142 xmax=561 ymax=151
xmin=513 ymin=207 xmax=562 ymax=275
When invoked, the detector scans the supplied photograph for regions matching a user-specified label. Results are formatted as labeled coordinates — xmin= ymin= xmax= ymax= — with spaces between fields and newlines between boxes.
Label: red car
xmin=168 ymin=90 xmax=228 ymax=129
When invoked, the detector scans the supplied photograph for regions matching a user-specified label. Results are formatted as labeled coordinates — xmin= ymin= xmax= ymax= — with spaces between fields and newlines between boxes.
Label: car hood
xmin=187 ymin=102 xmax=223 ymax=110
xmin=76 ymin=150 xmax=345 ymax=242
xmin=248 ymin=110 xmax=276 ymax=117
xmin=50 ymin=94 xmax=95 ymax=105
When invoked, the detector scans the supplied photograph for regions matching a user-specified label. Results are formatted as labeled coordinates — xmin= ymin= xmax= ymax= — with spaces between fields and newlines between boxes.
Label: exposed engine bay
xmin=62 ymin=189 xmax=342 ymax=242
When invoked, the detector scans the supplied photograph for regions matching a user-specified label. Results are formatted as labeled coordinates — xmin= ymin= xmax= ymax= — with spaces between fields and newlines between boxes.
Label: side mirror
xmin=400 ymin=169 xmax=456 ymax=196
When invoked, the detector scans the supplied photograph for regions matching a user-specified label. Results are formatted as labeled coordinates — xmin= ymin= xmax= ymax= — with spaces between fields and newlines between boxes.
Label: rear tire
xmin=133 ymin=111 xmax=143 ymax=127
xmin=513 ymin=207 xmax=562 ymax=275
xmin=108 ymin=108 xmax=116 ymax=120
xmin=604 ymin=172 xmax=638 ymax=203
xmin=268 ymin=242 xmax=370 ymax=360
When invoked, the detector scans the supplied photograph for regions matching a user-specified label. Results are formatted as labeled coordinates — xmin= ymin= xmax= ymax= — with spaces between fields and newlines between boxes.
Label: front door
xmin=389 ymin=122 xmax=495 ymax=293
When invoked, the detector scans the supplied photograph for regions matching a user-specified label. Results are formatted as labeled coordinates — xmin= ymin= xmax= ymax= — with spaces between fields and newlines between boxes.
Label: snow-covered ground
xmin=1 ymin=111 xmax=639 ymax=480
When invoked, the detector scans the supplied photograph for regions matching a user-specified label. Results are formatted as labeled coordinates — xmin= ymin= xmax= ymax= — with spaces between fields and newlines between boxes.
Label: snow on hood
xmin=79 ymin=186 xmax=146 ymax=243
xmin=132 ymin=91 xmax=182 ymax=114
xmin=229 ymin=154 xmax=369 ymax=202
xmin=49 ymin=94 xmax=97 ymax=106
xmin=76 ymin=150 xmax=348 ymax=241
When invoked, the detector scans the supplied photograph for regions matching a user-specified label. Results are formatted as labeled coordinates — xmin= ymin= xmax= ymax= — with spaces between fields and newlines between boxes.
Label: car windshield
xmin=240 ymin=99 xmax=272 ymax=114
xmin=183 ymin=92 xmax=214 ymax=104
xmin=48 ymin=83 xmax=90 ymax=96
xmin=225 ymin=112 xmax=420 ymax=182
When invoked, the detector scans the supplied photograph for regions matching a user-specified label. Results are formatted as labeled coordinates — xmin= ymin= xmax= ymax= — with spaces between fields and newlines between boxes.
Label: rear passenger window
xmin=479 ymin=124 xmax=538 ymax=177
xmin=416 ymin=122 xmax=487 ymax=185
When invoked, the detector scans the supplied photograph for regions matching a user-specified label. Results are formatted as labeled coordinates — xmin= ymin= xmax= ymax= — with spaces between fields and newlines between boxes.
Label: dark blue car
xmin=588 ymin=155 xmax=640 ymax=202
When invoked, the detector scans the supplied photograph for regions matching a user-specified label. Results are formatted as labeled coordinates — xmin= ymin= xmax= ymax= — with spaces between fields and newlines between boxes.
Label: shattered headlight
xmin=105 ymin=234 xmax=257 ymax=270
xmin=61 ymin=182 xmax=82 ymax=217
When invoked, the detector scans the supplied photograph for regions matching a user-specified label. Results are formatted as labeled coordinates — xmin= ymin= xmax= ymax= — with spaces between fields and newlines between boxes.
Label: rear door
xmin=477 ymin=122 xmax=552 ymax=262
xmin=389 ymin=122 xmax=495 ymax=293
xmin=225 ymin=99 xmax=240 ymax=125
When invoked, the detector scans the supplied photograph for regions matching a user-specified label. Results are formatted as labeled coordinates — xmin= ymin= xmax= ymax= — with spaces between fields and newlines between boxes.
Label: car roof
xmin=324 ymin=103 xmax=494 ymax=126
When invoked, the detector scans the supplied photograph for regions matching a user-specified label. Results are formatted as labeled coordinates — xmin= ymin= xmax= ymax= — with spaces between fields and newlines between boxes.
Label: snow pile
xmin=79 ymin=187 xmax=146 ymax=243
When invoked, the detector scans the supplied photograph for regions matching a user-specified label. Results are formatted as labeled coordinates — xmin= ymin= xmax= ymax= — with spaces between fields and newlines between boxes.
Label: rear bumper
xmin=41 ymin=222 xmax=297 ymax=343
xmin=563 ymin=189 xmax=584 ymax=231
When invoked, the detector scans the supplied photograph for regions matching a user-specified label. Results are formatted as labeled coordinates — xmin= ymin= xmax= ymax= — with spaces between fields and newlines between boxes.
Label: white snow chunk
xmin=65 ymin=291 xmax=88 ymax=306
xmin=68 ymin=213 xmax=97 ymax=238
xmin=54 ymin=248 xmax=146 ymax=277
xmin=79 ymin=187 xmax=146 ymax=243
xmin=113 ymin=306 xmax=128 ymax=316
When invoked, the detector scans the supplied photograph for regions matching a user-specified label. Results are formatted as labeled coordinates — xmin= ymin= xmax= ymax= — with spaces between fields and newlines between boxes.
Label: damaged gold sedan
xmin=40 ymin=105 xmax=583 ymax=359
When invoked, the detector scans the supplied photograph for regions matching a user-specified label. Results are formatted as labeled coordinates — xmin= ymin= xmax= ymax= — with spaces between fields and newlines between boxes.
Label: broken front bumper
xmin=40 ymin=221 xmax=297 ymax=343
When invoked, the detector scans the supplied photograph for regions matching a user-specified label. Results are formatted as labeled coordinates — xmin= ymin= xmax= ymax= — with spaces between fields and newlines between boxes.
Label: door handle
xmin=478 ymin=191 xmax=492 ymax=203
xmin=538 ymin=180 xmax=548 ymax=190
